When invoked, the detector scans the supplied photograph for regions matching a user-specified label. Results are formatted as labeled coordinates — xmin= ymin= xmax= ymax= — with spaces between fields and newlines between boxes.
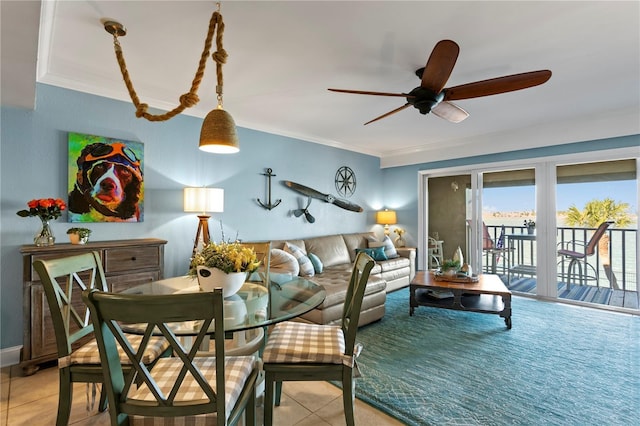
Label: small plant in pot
xmin=189 ymin=241 xmax=261 ymax=297
xmin=439 ymin=259 xmax=461 ymax=277
xmin=66 ymin=227 xmax=91 ymax=244
xmin=524 ymin=219 xmax=536 ymax=234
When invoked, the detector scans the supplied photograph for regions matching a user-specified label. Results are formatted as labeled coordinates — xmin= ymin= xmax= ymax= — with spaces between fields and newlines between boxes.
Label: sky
xmin=482 ymin=180 xmax=637 ymax=213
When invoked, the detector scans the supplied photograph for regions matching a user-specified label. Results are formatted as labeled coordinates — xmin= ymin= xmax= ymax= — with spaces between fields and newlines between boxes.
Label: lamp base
xmin=192 ymin=215 xmax=211 ymax=256
xmin=383 ymin=224 xmax=391 ymax=236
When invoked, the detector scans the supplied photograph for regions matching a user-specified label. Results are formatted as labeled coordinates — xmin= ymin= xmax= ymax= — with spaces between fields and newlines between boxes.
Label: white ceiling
xmin=3 ymin=1 xmax=639 ymax=167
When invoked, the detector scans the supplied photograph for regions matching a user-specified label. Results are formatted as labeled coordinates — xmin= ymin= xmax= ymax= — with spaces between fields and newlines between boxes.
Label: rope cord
xmin=111 ymin=11 xmax=227 ymax=122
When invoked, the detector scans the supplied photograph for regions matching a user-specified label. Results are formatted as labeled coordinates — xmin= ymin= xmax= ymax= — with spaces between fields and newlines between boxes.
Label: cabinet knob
xmin=131 ymin=256 xmax=137 ymax=261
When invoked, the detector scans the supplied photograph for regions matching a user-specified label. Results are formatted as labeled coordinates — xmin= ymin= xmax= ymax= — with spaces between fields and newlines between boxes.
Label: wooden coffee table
xmin=410 ymin=271 xmax=512 ymax=329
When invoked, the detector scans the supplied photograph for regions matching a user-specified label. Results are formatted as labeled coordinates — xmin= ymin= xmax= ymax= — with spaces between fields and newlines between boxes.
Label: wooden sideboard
xmin=20 ymin=238 xmax=167 ymax=374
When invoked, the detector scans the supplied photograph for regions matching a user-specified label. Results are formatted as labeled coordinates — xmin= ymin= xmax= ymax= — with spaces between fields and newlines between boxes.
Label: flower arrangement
xmin=524 ymin=219 xmax=535 ymax=227
xmin=189 ymin=241 xmax=260 ymax=276
xmin=17 ymin=198 xmax=66 ymax=221
xmin=394 ymin=227 xmax=405 ymax=237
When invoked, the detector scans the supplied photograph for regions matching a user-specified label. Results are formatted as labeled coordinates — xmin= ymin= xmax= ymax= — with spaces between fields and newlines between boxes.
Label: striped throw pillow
xmin=284 ymin=242 xmax=315 ymax=277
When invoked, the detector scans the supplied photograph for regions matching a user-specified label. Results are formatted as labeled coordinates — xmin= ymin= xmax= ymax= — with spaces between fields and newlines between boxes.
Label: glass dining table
xmin=120 ymin=273 xmax=326 ymax=336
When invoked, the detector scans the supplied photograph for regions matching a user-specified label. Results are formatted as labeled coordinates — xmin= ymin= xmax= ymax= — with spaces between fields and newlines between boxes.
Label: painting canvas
xmin=68 ymin=132 xmax=144 ymax=222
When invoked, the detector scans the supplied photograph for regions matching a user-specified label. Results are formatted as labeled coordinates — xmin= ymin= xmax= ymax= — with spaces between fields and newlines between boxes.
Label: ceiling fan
xmin=328 ymin=39 xmax=551 ymax=125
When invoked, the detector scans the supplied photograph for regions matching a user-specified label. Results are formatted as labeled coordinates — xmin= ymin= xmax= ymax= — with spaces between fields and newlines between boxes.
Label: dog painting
xmin=68 ymin=132 xmax=144 ymax=222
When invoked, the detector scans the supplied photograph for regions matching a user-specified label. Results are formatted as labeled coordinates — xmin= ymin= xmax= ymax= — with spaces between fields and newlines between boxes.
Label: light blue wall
xmin=2 ymin=83 xmax=638 ymax=351
xmin=0 ymin=84 xmax=383 ymax=349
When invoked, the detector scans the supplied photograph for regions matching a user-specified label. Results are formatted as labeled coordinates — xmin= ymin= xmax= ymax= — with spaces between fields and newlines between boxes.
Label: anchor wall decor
xmin=257 ymin=168 xmax=282 ymax=210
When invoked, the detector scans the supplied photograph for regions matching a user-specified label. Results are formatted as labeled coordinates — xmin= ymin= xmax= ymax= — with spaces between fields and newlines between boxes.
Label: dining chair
xmin=261 ymin=252 xmax=375 ymax=426
xmin=33 ymin=251 xmax=170 ymax=426
xmin=557 ymin=221 xmax=614 ymax=290
xmin=240 ymin=241 xmax=272 ymax=288
xmin=82 ymin=288 xmax=258 ymax=426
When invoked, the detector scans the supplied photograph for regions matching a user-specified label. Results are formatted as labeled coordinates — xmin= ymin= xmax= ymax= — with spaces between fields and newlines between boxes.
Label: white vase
xmin=196 ymin=266 xmax=246 ymax=298
xmin=453 ymin=246 xmax=464 ymax=265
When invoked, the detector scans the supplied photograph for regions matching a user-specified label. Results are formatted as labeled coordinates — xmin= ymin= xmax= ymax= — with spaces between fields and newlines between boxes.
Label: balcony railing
xmin=484 ymin=225 xmax=637 ymax=292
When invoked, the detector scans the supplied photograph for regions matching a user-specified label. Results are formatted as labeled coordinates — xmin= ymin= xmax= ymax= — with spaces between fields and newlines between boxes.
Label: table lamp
xmin=376 ymin=209 xmax=397 ymax=236
xmin=184 ymin=187 xmax=224 ymax=256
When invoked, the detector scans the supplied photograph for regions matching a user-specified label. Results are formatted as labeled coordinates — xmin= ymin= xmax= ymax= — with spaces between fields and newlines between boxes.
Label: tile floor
xmin=1 ymin=362 xmax=403 ymax=425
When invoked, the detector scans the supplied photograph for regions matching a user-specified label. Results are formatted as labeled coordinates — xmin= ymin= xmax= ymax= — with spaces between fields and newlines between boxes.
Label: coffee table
xmin=410 ymin=271 xmax=512 ymax=329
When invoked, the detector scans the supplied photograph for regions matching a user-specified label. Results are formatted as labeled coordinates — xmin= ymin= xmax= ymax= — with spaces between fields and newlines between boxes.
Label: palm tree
xmin=563 ymin=198 xmax=632 ymax=288
xmin=564 ymin=198 xmax=631 ymax=228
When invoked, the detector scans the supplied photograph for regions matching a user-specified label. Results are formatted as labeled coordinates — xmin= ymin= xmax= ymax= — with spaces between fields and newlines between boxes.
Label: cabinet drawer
xmin=109 ymin=271 xmax=160 ymax=293
xmin=29 ymin=250 xmax=97 ymax=281
xmin=104 ymin=246 xmax=160 ymax=273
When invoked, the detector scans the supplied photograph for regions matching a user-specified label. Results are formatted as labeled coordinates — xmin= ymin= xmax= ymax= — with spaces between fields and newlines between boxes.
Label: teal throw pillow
xmin=308 ymin=252 xmax=323 ymax=274
xmin=356 ymin=246 xmax=387 ymax=261
xmin=367 ymin=235 xmax=398 ymax=259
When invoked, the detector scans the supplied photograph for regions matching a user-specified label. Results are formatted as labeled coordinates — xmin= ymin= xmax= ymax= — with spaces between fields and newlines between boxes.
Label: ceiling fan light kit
xmin=329 ymin=39 xmax=551 ymax=125
xmin=103 ymin=2 xmax=239 ymax=153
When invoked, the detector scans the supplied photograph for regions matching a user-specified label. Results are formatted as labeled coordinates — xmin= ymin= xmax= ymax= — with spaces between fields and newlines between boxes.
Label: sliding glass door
xmin=481 ymin=169 xmax=537 ymax=295
xmin=556 ymin=159 xmax=638 ymax=309
xmin=419 ymin=148 xmax=638 ymax=313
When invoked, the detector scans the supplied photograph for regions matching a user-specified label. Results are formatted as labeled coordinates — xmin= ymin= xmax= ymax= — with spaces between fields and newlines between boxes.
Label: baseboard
xmin=0 ymin=346 xmax=22 ymax=368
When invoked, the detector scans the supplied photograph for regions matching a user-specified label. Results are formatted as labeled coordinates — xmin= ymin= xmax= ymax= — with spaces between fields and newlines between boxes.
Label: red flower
xmin=17 ymin=198 xmax=67 ymax=221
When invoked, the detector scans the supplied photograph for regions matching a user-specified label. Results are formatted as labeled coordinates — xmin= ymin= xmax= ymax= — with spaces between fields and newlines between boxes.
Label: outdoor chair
xmin=428 ymin=236 xmax=444 ymax=268
xmin=261 ymin=251 xmax=375 ymax=426
xmin=33 ymin=252 xmax=170 ymax=426
xmin=481 ymin=222 xmax=513 ymax=274
xmin=557 ymin=221 xmax=614 ymax=290
xmin=82 ymin=288 xmax=258 ymax=426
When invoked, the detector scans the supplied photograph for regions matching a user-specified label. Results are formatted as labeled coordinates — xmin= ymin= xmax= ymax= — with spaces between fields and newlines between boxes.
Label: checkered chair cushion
xmin=127 ymin=356 xmax=255 ymax=425
xmin=262 ymin=322 xmax=345 ymax=364
xmin=65 ymin=335 xmax=169 ymax=367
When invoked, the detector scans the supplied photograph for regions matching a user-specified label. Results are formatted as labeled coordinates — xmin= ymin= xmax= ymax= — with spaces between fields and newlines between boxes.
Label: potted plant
xmin=66 ymin=227 xmax=92 ymax=244
xmin=189 ymin=241 xmax=260 ymax=297
xmin=524 ymin=219 xmax=536 ymax=234
xmin=439 ymin=259 xmax=461 ymax=277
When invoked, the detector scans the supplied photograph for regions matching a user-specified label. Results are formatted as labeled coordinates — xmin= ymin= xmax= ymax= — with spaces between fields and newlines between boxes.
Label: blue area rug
xmin=350 ymin=290 xmax=639 ymax=425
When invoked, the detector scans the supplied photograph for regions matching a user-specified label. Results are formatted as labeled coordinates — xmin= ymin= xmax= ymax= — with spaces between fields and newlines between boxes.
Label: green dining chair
xmin=33 ymin=251 xmax=170 ymax=426
xmin=82 ymin=288 xmax=258 ymax=426
xmin=262 ymin=252 xmax=375 ymax=426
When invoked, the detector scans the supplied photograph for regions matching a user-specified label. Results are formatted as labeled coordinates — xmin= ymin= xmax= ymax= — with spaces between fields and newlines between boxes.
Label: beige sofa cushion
xmin=341 ymin=232 xmax=374 ymax=262
xmin=304 ymin=235 xmax=351 ymax=267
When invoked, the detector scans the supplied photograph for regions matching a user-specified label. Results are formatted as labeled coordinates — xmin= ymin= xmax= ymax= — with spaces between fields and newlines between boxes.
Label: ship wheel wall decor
xmin=335 ymin=166 xmax=356 ymax=198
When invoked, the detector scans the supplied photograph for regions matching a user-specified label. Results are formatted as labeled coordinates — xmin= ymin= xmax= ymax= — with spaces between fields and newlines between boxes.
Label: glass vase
xmin=34 ymin=218 xmax=55 ymax=247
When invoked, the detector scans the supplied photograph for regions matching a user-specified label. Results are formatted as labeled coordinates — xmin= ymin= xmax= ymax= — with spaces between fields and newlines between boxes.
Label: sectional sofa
xmin=270 ymin=232 xmax=416 ymax=326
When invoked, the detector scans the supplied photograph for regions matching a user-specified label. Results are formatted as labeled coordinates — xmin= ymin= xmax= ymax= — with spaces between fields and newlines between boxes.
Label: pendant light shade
xmin=199 ymin=108 xmax=240 ymax=154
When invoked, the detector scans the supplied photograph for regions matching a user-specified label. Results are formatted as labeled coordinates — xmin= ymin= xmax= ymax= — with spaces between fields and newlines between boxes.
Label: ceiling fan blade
xmin=364 ymin=103 xmax=411 ymax=125
xmin=328 ymin=88 xmax=413 ymax=98
xmin=305 ymin=211 xmax=316 ymax=223
xmin=431 ymin=101 xmax=469 ymax=123
xmin=421 ymin=39 xmax=460 ymax=93
xmin=332 ymin=198 xmax=363 ymax=213
xmin=444 ymin=70 xmax=552 ymax=101
xmin=293 ymin=209 xmax=304 ymax=217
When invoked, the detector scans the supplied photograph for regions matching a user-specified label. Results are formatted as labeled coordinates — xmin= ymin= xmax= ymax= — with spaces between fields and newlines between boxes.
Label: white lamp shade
xmin=184 ymin=187 xmax=224 ymax=213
